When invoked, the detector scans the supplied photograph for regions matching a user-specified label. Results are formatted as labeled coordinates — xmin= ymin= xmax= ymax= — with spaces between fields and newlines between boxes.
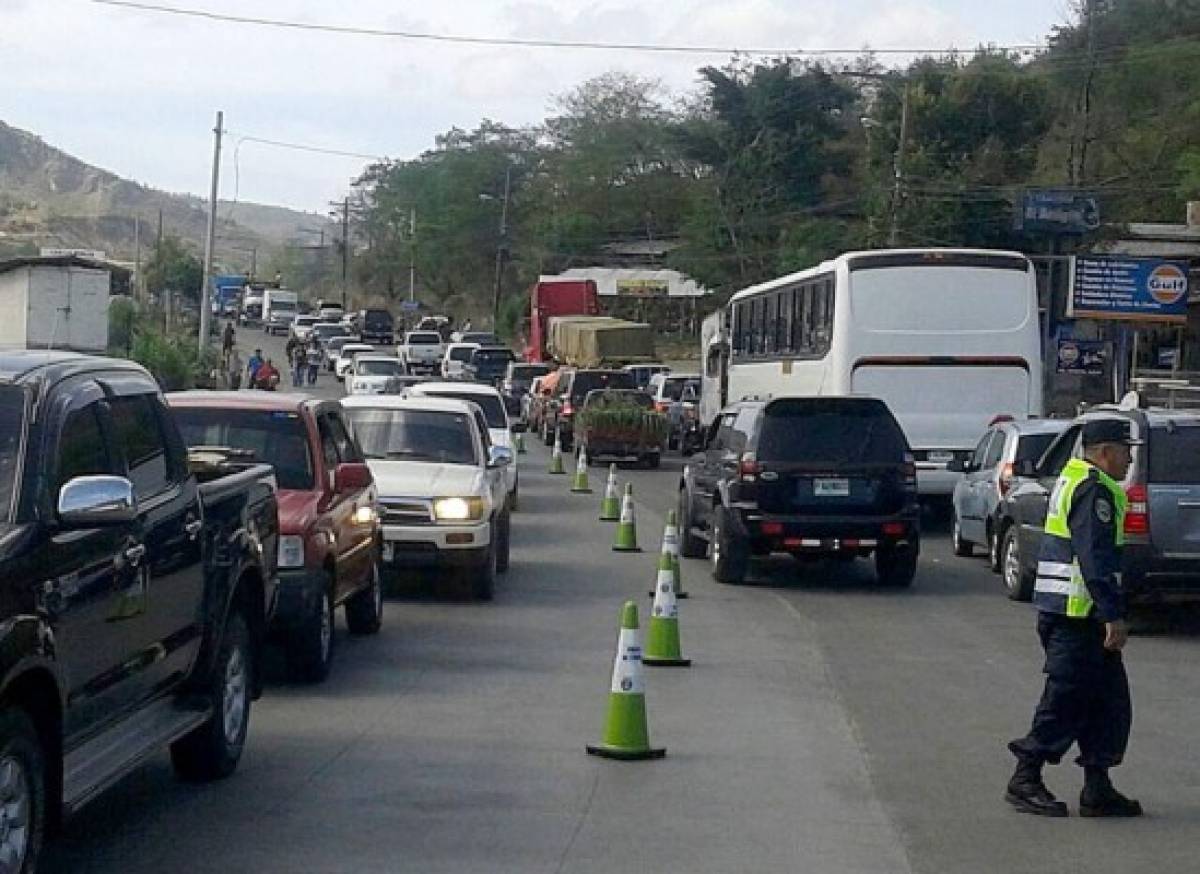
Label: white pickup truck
xmin=397 ymin=330 xmax=446 ymax=375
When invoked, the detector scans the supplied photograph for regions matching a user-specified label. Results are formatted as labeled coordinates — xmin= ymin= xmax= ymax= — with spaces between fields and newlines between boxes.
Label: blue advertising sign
xmin=1019 ymin=190 xmax=1100 ymax=234
xmin=1068 ymin=256 xmax=1190 ymax=324
xmin=1056 ymin=339 xmax=1108 ymax=375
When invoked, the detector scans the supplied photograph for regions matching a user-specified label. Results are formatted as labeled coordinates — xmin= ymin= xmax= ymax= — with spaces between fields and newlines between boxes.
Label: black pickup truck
xmin=0 ymin=351 xmax=278 ymax=872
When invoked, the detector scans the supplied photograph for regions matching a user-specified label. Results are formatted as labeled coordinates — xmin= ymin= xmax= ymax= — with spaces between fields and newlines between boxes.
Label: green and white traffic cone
xmin=647 ymin=511 xmax=687 ymax=598
xmin=612 ymin=484 xmax=640 ymax=552
xmin=571 ymin=448 xmax=592 ymax=493
xmin=644 ymin=565 xmax=691 ymax=668
xmin=515 ymin=430 xmax=526 ymax=454
xmin=599 ymin=464 xmax=621 ymax=521
xmin=549 ymin=430 xmax=566 ymax=475
xmin=586 ymin=601 xmax=666 ymax=760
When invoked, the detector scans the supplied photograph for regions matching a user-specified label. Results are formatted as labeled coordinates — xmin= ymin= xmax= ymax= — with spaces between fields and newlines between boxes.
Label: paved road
xmin=42 ymin=328 xmax=1200 ymax=872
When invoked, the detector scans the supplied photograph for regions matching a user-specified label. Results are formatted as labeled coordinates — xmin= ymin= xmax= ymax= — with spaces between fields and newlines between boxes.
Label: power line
xmin=90 ymin=0 xmax=1046 ymax=57
xmin=231 ymin=134 xmax=388 ymax=162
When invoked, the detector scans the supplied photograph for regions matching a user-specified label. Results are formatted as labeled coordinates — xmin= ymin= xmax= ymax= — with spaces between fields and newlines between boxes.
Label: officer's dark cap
xmin=1082 ymin=419 xmax=1144 ymax=447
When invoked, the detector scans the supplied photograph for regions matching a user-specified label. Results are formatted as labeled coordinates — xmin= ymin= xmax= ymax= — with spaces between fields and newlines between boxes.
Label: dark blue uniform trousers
xmin=1010 ymin=611 xmax=1132 ymax=769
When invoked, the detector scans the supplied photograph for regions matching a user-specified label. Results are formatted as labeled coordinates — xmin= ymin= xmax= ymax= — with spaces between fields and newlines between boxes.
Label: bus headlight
xmin=432 ymin=497 xmax=484 ymax=521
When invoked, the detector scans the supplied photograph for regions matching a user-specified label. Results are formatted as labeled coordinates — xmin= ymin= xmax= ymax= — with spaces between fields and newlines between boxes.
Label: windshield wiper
xmin=384 ymin=449 xmax=439 ymax=460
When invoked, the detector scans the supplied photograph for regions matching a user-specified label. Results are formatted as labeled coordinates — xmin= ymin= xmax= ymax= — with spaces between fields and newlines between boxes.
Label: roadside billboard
xmin=1067 ymin=255 xmax=1190 ymax=323
xmin=1055 ymin=339 xmax=1109 ymax=375
xmin=1017 ymin=190 xmax=1100 ymax=234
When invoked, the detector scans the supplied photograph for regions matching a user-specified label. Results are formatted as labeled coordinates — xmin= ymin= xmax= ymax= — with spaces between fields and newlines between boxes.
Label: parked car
xmin=347 ymin=354 xmax=407 ymax=395
xmin=949 ymin=418 xmax=1070 ymax=569
xmin=541 ymin=368 xmax=636 ymax=451
xmin=998 ymin=405 xmax=1200 ymax=603
xmin=398 ymin=331 xmax=446 ymax=375
xmin=341 ymin=395 xmax=513 ymax=598
xmin=573 ymin=388 xmax=666 ymax=468
xmin=335 ymin=343 xmax=376 ymax=381
xmin=442 ymin=342 xmax=481 ymax=380
xmin=357 ymin=308 xmax=395 ymax=345
xmin=463 ymin=345 xmax=517 ymax=385
xmin=170 ymin=392 xmax=382 ymax=682
xmin=290 ymin=314 xmax=320 ymax=344
xmin=623 ymin=363 xmax=671 ymax=390
xmin=678 ymin=396 xmax=921 ymax=587
xmin=648 ymin=372 xmax=702 ymax=449
xmin=0 ymin=352 xmax=279 ymax=869
xmin=408 ymin=381 xmax=521 ymax=510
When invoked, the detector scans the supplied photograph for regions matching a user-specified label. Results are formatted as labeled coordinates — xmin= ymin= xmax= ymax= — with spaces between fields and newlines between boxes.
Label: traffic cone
xmin=612 ymin=484 xmax=640 ymax=552
xmin=549 ymin=431 xmax=566 ymax=475
xmin=571 ymin=448 xmax=592 ymax=493
xmin=647 ymin=510 xmax=688 ymax=598
xmin=644 ymin=565 xmax=691 ymax=668
xmin=586 ymin=601 xmax=666 ymax=760
xmin=599 ymin=465 xmax=620 ymax=521
xmin=515 ymin=430 xmax=526 ymax=454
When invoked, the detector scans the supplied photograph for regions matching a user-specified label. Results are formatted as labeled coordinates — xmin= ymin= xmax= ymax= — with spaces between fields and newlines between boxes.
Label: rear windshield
xmin=364 ymin=310 xmax=393 ymax=326
xmin=1015 ymin=432 xmax=1060 ymax=464
xmin=173 ymin=408 xmax=314 ymax=490
xmin=271 ymin=300 xmax=297 ymax=311
xmin=570 ymin=371 xmax=635 ymax=400
xmin=420 ymin=392 xmax=506 ymax=428
xmin=472 ymin=349 xmax=515 ymax=364
xmin=586 ymin=390 xmax=654 ymax=410
xmin=345 ymin=409 xmax=477 ymax=466
xmin=757 ymin=399 xmax=908 ymax=464
xmin=449 ymin=347 xmax=476 ymax=362
xmin=295 ymin=316 xmax=318 ymax=326
xmin=408 ymin=333 xmax=441 ymax=345
xmin=314 ymin=324 xmax=349 ymax=340
xmin=1148 ymin=425 xmax=1200 ymax=483
xmin=661 ymin=378 xmax=700 ymax=401
xmin=0 ymin=387 xmax=25 ymax=521
xmin=510 ymin=364 xmax=550 ymax=381
xmin=357 ymin=359 xmax=403 ymax=377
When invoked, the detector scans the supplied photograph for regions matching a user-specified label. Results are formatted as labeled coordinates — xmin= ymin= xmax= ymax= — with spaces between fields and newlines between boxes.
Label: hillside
xmin=0 ymin=120 xmax=331 ymax=267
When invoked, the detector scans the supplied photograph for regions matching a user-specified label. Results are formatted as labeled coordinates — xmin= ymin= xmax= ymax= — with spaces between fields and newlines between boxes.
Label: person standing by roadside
xmin=1006 ymin=419 xmax=1144 ymax=818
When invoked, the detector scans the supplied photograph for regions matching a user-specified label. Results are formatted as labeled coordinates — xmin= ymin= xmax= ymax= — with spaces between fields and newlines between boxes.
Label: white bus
xmin=707 ymin=249 xmax=1043 ymax=496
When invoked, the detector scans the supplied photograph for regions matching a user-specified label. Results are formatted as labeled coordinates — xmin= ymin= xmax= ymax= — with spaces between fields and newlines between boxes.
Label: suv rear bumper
xmin=1124 ymin=544 xmax=1200 ymax=595
xmin=734 ymin=507 xmax=920 ymax=554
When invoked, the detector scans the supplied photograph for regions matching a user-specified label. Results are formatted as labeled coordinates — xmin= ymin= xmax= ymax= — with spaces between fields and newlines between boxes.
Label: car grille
xmin=380 ymin=498 xmax=434 ymax=525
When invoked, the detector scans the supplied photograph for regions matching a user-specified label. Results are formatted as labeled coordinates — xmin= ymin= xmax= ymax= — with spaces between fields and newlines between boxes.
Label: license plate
xmin=382 ymin=542 xmax=394 ymax=562
xmin=928 ymin=450 xmax=954 ymax=464
xmin=814 ymin=478 xmax=850 ymax=497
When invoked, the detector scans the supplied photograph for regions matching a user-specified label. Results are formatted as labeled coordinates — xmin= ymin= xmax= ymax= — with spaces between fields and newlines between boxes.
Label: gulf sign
xmin=1147 ymin=263 xmax=1189 ymax=306
xmin=1069 ymin=256 xmax=1191 ymax=324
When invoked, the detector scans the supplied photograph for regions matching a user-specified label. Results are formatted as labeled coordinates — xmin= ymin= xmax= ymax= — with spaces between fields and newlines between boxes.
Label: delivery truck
xmin=0 ymin=255 xmax=111 ymax=352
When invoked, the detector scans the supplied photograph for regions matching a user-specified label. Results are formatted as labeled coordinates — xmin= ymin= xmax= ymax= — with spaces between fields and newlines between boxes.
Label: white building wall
xmin=0 ymin=269 xmax=31 ymax=349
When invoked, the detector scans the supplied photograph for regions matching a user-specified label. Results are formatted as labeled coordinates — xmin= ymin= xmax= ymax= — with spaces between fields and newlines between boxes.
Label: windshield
xmin=409 ymin=333 xmax=441 ymax=345
xmin=271 ymin=300 xmax=297 ymax=312
xmin=1015 ymin=432 xmax=1061 ymax=464
xmin=345 ymin=408 xmax=477 ymax=465
xmin=420 ymin=392 xmax=506 ymax=428
xmin=294 ymin=316 xmax=318 ymax=326
xmin=0 ymin=387 xmax=25 ymax=521
xmin=357 ymin=359 xmax=403 ymax=377
xmin=173 ymin=408 xmax=314 ymax=490
xmin=757 ymin=399 xmax=909 ymax=465
xmin=661 ymin=378 xmax=700 ymax=401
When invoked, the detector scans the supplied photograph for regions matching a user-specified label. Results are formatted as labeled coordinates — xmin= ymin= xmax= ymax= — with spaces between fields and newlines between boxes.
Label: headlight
xmin=278 ymin=535 xmax=305 ymax=568
xmin=432 ymin=496 xmax=484 ymax=521
xmin=353 ymin=505 xmax=376 ymax=525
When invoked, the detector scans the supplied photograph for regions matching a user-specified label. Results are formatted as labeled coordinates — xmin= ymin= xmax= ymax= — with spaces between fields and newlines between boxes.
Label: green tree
xmin=143 ymin=235 xmax=203 ymax=301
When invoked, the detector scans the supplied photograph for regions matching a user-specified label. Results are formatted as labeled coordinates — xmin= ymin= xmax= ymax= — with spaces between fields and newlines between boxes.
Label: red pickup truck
xmin=168 ymin=392 xmax=383 ymax=682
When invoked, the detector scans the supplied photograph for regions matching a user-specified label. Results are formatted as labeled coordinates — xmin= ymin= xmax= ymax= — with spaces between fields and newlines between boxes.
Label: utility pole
xmin=408 ymin=205 xmax=417 ymax=302
xmin=888 ymin=83 xmax=910 ymax=247
xmin=490 ymin=166 xmax=512 ymax=330
xmin=133 ymin=216 xmax=141 ymax=301
xmin=341 ymin=196 xmax=350 ymax=309
xmin=198 ymin=110 xmax=223 ymax=353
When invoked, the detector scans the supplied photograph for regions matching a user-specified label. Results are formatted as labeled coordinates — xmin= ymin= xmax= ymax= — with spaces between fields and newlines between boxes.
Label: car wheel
xmin=171 ymin=611 xmax=251 ymax=781
xmin=678 ymin=488 xmax=707 ymax=559
xmin=287 ymin=583 xmax=335 ymax=683
xmin=710 ymin=504 xmax=749 ymax=584
xmin=952 ymin=514 xmax=973 ymax=557
xmin=474 ymin=529 xmax=497 ymax=600
xmin=876 ymin=541 xmax=918 ymax=587
xmin=345 ymin=558 xmax=384 ymax=636
xmin=0 ymin=709 xmax=46 ymax=874
xmin=988 ymin=524 xmax=1002 ymax=573
xmin=1001 ymin=526 xmax=1035 ymax=602
xmin=509 ymin=480 xmax=519 ymax=512
xmin=495 ymin=512 xmax=512 ymax=575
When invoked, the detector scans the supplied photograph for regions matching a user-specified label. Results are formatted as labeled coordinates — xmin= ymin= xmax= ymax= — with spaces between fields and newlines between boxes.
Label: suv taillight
xmin=738 ymin=452 xmax=760 ymax=481
xmin=1125 ymin=484 xmax=1149 ymax=535
xmin=561 ymin=402 xmax=574 ymax=418
xmin=998 ymin=462 xmax=1015 ymax=496
xmin=903 ymin=453 xmax=917 ymax=490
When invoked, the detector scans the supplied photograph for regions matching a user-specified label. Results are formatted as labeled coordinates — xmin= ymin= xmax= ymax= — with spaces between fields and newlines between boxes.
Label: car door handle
xmin=124 ymin=544 xmax=147 ymax=567
xmin=184 ymin=519 xmax=203 ymax=539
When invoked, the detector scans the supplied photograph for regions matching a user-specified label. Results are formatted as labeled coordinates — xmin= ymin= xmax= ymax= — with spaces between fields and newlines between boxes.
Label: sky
xmin=0 ymin=0 xmax=1074 ymax=215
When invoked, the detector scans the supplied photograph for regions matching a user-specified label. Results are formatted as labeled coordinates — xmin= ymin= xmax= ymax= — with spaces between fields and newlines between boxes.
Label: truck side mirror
xmin=334 ymin=463 xmax=373 ymax=493
xmin=58 ymin=475 xmax=137 ymax=527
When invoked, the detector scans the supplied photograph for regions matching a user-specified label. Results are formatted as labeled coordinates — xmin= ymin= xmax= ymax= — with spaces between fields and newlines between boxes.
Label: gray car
xmin=998 ymin=405 xmax=1200 ymax=602
xmin=950 ymin=418 xmax=1070 ymax=570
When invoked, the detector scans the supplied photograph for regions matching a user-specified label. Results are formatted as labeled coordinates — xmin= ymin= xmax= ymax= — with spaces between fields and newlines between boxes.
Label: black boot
xmin=1005 ymin=757 xmax=1069 ymax=817
xmin=1080 ymin=768 xmax=1143 ymax=817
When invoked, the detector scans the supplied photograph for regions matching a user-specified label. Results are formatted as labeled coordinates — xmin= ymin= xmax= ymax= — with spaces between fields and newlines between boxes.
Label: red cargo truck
xmin=524 ymin=278 xmax=600 ymax=362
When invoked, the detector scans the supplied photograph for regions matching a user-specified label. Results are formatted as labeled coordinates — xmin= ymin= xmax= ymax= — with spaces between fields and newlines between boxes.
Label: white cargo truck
xmin=0 ymin=256 xmax=111 ymax=352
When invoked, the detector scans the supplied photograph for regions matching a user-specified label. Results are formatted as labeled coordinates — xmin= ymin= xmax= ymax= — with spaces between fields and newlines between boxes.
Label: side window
xmin=731 ymin=406 xmax=759 ymax=453
xmin=970 ymin=432 xmax=994 ymax=468
xmin=316 ymin=415 xmax=340 ymax=474
xmin=983 ymin=430 xmax=1006 ymax=468
xmin=713 ymin=412 xmax=738 ymax=451
xmin=151 ymin=395 xmax=188 ymax=484
xmin=56 ymin=403 xmax=114 ymax=496
xmin=325 ymin=412 xmax=363 ymax=464
xmin=108 ymin=395 xmax=170 ymax=500
xmin=473 ymin=410 xmax=492 ymax=448
xmin=1037 ymin=426 xmax=1081 ymax=477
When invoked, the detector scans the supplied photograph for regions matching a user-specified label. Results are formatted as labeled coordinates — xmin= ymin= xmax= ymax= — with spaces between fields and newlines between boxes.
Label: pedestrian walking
xmin=222 ymin=319 xmax=236 ymax=361
xmin=1006 ymin=419 xmax=1144 ymax=818
xmin=291 ymin=342 xmax=306 ymax=388
xmin=246 ymin=348 xmax=264 ymax=386
xmin=306 ymin=339 xmax=322 ymax=386
xmin=227 ymin=347 xmax=243 ymax=390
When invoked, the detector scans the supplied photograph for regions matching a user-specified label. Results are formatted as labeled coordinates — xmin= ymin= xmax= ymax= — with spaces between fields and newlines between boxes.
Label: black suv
xmin=678 ymin=397 xmax=921 ymax=586
xmin=358 ymin=308 xmax=395 ymax=344
xmin=541 ymin=368 xmax=636 ymax=450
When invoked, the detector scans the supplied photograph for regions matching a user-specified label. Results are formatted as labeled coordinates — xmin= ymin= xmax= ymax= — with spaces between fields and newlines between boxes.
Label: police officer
xmin=1006 ymin=419 xmax=1143 ymax=818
